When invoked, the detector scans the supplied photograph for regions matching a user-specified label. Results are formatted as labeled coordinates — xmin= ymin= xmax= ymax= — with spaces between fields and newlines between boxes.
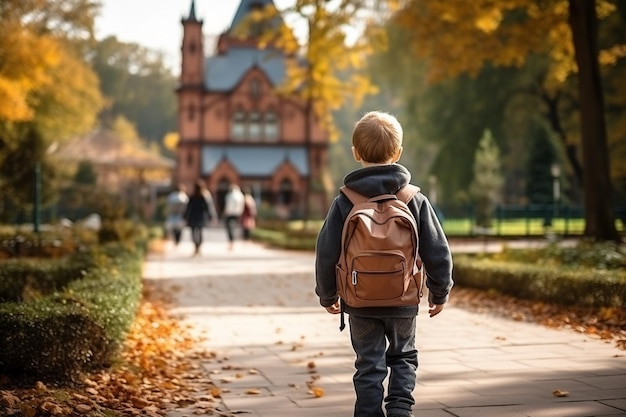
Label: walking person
xmin=240 ymin=186 xmax=257 ymax=241
xmin=222 ymin=183 xmax=245 ymax=250
xmin=164 ymin=183 xmax=188 ymax=246
xmin=184 ymin=180 xmax=217 ymax=256
xmin=314 ymin=111 xmax=454 ymax=417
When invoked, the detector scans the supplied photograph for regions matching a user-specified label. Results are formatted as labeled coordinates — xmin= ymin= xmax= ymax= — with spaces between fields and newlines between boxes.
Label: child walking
xmin=315 ymin=111 xmax=453 ymax=417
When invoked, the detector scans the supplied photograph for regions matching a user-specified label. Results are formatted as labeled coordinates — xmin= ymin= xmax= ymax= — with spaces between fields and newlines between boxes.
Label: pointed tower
xmin=180 ymin=0 xmax=204 ymax=87
xmin=176 ymin=0 xmax=204 ymax=188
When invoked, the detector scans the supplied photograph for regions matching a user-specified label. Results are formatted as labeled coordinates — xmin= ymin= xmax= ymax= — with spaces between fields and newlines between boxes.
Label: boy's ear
xmin=351 ymin=146 xmax=361 ymax=162
xmin=393 ymin=147 xmax=403 ymax=163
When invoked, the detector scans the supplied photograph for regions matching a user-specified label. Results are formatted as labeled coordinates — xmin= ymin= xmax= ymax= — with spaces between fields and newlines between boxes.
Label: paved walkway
xmin=143 ymin=228 xmax=626 ymax=417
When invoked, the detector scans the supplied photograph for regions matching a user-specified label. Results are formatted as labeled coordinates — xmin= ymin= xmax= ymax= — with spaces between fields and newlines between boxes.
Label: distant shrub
xmin=453 ymin=243 xmax=626 ymax=308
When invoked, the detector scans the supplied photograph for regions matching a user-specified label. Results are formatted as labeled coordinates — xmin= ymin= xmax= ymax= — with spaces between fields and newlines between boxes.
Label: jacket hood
xmin=343 ymin=164 xmax=412 ymax=197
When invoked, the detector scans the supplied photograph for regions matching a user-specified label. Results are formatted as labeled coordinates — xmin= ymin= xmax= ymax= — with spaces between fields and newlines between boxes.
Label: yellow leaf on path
xmin=245 ymin=388 xmax=261 ymax=395
xmin=553 ymin=389 xmax=569 ymax=397
xmin=310 ymin=386 xmax=325 ymax=398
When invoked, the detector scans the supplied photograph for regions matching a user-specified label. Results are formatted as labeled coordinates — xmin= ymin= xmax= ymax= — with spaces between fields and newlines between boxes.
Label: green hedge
xmin=0 ymin=255 xmax=94 ymax=302
xmin=453 ymin=255 xmax=626 ymax=308
xmin=0 ymin=244 xmax=143 ymax=381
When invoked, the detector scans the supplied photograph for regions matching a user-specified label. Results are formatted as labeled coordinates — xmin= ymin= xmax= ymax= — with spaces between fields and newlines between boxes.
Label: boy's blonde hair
xmin=352 ymin=111 xmax=403 ymax=163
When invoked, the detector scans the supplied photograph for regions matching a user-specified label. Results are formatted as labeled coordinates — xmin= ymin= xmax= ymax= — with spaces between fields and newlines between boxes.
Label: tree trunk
xmin=540 ymin=91 xmax=584 ymax=186
xmin=568 ymin=0 xmax=619 ymax=241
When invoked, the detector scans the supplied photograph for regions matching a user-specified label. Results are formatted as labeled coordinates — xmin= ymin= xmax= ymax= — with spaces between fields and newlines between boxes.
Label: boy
xmin=315 ymin=111 xmax=453 ymax=417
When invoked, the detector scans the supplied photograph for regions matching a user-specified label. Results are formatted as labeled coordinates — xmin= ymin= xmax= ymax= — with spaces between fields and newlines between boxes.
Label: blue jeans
xmin=349 ymin=315 xmax=418 ymax=417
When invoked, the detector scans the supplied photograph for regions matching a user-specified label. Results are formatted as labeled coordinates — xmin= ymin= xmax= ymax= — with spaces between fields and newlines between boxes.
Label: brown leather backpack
xmin=336 ymin=185 xmax=424 ymax=309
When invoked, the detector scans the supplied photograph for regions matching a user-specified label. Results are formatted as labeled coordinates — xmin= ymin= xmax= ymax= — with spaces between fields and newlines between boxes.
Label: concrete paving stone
xmin=219 ymin=393 xmax=299 ymax=413
xmin=580 ymin=374 xmax=626 ymax=390
xmin=284 ymin=387 xmax=357 ymax=409
xmin=418 ymin=410 xmax=464 ymax=417
xmin=445 ymin=405 xmax=529 ymax=417
xmin=464 ymin=359 xmax=535 ymax=372
xmin=600 ymin=398 xmax=626 ymax=411
xmin=519 ymin=357 xmax=618 ymax=370
xmin=561 ymin=388 xmax=626 ymax=402
xmin=435 ymin=392 xmax=526 ymax=409
xmin=515 ymin=401 xmax=626 ymax=417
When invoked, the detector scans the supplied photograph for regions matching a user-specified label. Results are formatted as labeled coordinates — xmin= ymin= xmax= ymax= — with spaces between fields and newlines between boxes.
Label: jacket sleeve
xmin=314 ymin=196 xmax=344 ymax=307
xmin=412 ymin=196 xmax=454 ymax=305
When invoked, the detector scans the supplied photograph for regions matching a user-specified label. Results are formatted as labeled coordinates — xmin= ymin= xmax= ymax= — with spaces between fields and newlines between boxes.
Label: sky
xmin=95 ymin=0 xmax=294 ymax=75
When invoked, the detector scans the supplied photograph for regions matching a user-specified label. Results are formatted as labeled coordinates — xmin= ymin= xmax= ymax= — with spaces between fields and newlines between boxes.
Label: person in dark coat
xmin=184 ymin=180 xmax=217 ymax=255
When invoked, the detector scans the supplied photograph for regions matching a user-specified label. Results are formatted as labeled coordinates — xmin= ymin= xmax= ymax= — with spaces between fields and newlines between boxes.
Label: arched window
xmin=278 ymin=179 xmax=292 ymax=205
xmin=249 ymin=111 xmax=262 ymax=140
xmin=264 ymin=110 xmax=278 ymax=141
xmin=187 ymin=104 xmax=196 ymax=121
xmin=231 ymin=109 xmax=246 ymax=140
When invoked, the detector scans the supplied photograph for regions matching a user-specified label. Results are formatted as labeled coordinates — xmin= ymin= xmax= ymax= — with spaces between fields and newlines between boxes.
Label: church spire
xmin=186 ymin=0 xmax=198 ymax=22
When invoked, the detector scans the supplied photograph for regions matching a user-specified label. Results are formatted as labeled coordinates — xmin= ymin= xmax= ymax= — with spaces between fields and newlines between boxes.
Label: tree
xmin=470 ymin=129 xmax=503 ymax=228
xmin=393 ymin=0 xmax=622 ymax=240
xmin=568 ymin=0 xmax=619 ymax=240
xmin=0 ymin=0 xmax=103 ymax=218
xmin=88 ymin=36 xmax=177 ymax=146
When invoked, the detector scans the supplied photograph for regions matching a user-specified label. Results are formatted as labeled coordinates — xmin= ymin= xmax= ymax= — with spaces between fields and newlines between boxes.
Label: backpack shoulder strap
xmin=396 ymin=184 xmax=420 ymax=204
xmin=341 ymin=185 xmax=420 ymax=205
xmin=339 ymin=186 xmax=369 ymax=205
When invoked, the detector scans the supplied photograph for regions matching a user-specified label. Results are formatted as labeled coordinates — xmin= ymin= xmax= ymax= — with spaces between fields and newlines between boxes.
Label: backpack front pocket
xmin=351 ymin=252 xmax=406 ymax=301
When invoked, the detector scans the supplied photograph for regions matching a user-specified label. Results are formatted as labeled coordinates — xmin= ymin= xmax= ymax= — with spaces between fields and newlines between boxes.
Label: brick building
xmin=175 ymin=0 xmax=331 ymax=218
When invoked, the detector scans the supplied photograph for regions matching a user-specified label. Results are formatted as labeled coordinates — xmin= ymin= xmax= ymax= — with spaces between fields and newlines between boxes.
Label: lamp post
xmin=551 ymin=163 xmax=561 ymax=227
xmin=33 ymin=141 xmax=58 ymax=234
xmin=34 ymin=162 xmax=41 ymax=234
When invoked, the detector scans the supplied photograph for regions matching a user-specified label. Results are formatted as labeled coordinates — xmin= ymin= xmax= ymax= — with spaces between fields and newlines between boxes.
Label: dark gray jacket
xmin=315 ymin=164 xmax=453 ymax=318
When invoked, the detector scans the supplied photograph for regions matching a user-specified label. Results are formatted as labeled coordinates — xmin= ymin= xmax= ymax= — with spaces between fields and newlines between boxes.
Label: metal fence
xmin=437 ymin=204 xmax=626 ymax=237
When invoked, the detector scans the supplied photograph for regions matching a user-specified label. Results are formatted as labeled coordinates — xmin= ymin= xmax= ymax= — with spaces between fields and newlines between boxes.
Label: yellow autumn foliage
xmin=0 ymin=24 xmax=60 ymax=121
xmin=0 ymin=0 xmax=103 ymax=143
xmin=394 ymin=0 xmax=618 ymax=89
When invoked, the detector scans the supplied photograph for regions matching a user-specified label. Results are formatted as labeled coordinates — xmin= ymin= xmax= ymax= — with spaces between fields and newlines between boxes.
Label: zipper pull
xmin=352 ymin=270 xmax=357 ymax=285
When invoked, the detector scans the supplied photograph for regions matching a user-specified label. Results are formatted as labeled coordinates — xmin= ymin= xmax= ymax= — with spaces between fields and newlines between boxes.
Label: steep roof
xmin=205 ymin=47 xmax=286 ymax=91
xmin=202 ymin=0 xmax=293 ymax=92
xmin=58 ymin=130 xmax=174 ymax=171
xmin=229 ymin=0 xmax=278 ymax=32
